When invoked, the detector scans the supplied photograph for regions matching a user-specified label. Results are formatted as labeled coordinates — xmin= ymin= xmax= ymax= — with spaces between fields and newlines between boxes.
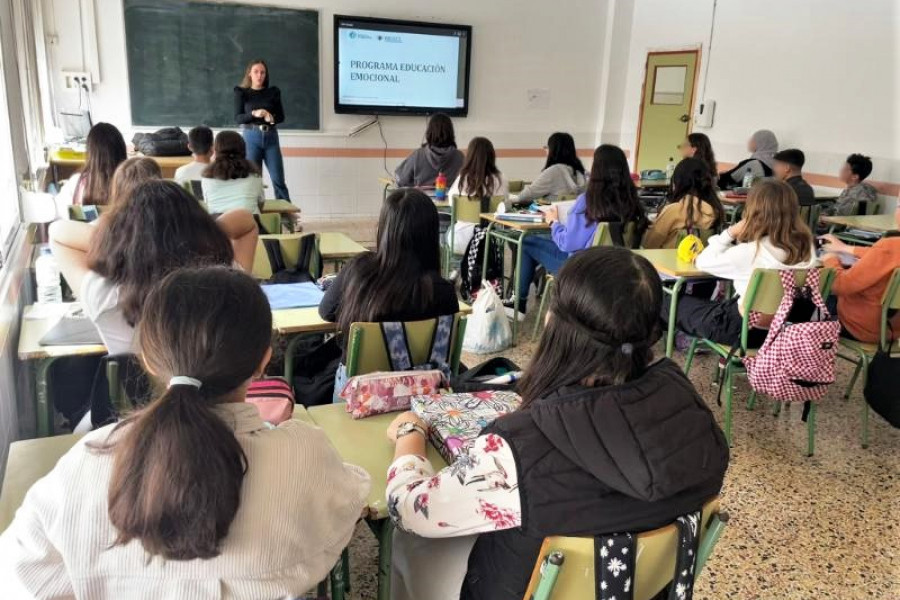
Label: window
xmin=651 ymin=65 xmax=688 ymax=105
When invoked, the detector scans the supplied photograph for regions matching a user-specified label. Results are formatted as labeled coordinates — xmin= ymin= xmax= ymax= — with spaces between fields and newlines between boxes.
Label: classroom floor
xmin=336 ymin=294 xmax=899 ymax=600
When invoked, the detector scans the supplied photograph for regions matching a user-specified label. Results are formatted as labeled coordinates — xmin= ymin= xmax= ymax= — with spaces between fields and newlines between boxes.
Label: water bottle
xmin=35 ymin=247 xmax=62 ymax=304
xmin=742 ymin=172 xmax=755 ymax=189
xmin=665 ymin=157 xmax=676 ymax=181
xmin=434 ymin=171 xmax=447 ymax=201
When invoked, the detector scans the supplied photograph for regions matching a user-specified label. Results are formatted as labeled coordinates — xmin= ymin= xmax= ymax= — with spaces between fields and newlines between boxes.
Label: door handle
xmin=679 ymin=114 xmax=691 ymax=123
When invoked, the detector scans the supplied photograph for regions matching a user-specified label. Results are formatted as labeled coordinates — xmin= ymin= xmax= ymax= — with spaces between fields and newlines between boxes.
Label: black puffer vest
xmin=460 ymin=359 xmax=729 ymax=600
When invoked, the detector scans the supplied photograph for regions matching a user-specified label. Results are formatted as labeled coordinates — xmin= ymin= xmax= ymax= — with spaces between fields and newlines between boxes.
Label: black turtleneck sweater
xmin=234 ymin=86 xmax=285 ymax=126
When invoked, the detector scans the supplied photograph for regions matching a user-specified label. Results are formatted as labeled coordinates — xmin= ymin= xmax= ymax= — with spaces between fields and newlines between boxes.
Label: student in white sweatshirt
xmin=447 ymin=136 xmax=509 ymax=253
xmin=512 ymin=132 xmax=587 ymax=204
xmin=662 ymin=179 xmax=817 ymax=347
xmin=0 ymin=267 xmax=370 ymax=599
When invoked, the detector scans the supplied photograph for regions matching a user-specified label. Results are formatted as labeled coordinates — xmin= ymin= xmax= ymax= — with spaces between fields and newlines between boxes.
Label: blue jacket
xmin=550 ymin=193 xmax=598 ymax=253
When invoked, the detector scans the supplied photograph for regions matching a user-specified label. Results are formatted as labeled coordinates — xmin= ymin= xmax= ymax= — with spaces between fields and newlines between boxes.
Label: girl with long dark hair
xmin=447 ymin=136 xmax=509 ymax=253
xmin=56 ymin=122 xmax=127 ymax=214
xmin=0 ymin=267 xmax=369 ymax=597
xmin=384 ymin=247 xmax=729 ymax=600
xmin=514 ymin=132 xmax=587 ymax=204
xmin=395 ymin=113 xmax=465 ymax=187
xmin=509 ymin=144 xmax=648 ymax=316
xmin=679 ymin=132 xmax=718 ymax=183
xmin=643 ymin=157 xmax=726 ymax=249
xmin=202 ymin=130 xmax=264 ymax=214
xmin=234 ymin=59 xmax=291 ymax=200
xmin=319 ymin=188 xmax=459 ymax=389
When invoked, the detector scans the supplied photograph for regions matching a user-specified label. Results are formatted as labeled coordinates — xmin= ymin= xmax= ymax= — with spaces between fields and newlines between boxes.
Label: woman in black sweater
xmin=234 ymin=59 xmax=290 ymax=200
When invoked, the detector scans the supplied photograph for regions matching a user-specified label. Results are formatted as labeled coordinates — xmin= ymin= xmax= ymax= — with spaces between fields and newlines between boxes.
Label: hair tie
xmin=168 ymin=376 xmax=202 ymax=390
xmin=620 ymin=343 xmax=634 ymax=356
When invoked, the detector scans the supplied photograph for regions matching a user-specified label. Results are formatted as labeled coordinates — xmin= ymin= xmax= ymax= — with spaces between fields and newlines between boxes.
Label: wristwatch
xmin=396 ymin=421 xmax=428 ymax=441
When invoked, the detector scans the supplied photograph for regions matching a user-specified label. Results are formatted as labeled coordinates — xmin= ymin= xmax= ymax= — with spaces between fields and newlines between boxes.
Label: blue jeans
xmin=243 ymin=127 xmax=290 ymax=200
xmin=517 ymin=235 xmax=569 ymax=312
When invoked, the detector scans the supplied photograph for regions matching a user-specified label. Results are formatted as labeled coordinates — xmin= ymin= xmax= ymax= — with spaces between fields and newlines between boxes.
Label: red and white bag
xmin=246 ymin=377 xmax=295 ymax=425
xmin=743 ymin=269 xmax=841 ymax=402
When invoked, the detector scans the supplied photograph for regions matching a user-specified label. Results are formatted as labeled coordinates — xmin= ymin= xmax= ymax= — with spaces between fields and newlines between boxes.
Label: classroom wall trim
xmin=280 ymin=147 xmax=597 ymax=159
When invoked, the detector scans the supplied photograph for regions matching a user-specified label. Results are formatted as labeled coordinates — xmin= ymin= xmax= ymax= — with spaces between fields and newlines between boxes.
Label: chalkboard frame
xmin=123 ymin=0 xmax=322 ymax=131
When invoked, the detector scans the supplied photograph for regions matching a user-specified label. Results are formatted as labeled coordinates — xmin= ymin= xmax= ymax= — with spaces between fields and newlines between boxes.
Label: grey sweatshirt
xmin=395 ymin=145 xmax=465 ymax=187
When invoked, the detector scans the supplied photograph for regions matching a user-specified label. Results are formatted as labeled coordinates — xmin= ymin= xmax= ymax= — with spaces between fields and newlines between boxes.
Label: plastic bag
xmin=463 ymin=282 xmax=511 ymax=354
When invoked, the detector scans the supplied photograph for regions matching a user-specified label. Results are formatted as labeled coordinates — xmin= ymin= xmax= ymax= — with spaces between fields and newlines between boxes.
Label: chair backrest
xmin=508 ymin=180 xmax=526 ymax=193
xmin=879 ymin=268 xmax=900 ymax=349
xmin=452 ymin=195 xmax=506 ymax=224
xmin=593 ymin=221 xmax=640 ymax=249
xmin=345 ymin=313 xmax=467 ymax=378
xmin=251 ymin=232 xmax=321 ymax=280
xmin=524 ymin=498 xmax=725 ymax=600
xmin=67 ymin=204 xmax=107 ymax=222
xmin=256 ymin=212 xmax=282 ymax=234
xmin=799 ymin=205 xmax=821 ymax=230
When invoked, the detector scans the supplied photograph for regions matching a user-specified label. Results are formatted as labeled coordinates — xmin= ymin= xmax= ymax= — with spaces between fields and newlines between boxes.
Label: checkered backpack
xmin=743 ymin=269 xmax=841 ymax=402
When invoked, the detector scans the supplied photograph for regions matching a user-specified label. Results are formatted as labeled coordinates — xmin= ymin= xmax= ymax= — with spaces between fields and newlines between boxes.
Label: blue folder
xmin=261 ymin=282 xmax=325 ymax=311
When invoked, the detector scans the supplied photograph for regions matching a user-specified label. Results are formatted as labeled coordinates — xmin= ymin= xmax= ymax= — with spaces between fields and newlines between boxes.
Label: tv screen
xmin=334 ymin=15 xmax=472 ymax=117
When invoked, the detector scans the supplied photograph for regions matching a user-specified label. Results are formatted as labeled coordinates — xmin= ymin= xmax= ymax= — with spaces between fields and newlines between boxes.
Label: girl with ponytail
xmin=384 ymin=247 xmax=728 ymax=600
xmin=0 ymin=267 xmax=370 ymax=598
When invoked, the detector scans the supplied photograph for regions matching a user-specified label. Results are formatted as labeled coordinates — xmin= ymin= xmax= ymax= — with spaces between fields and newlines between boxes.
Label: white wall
xmin=603 ymin=0 xmax=900 ymax=207
xmin=43 ymin=0 xmax=609 ymax=217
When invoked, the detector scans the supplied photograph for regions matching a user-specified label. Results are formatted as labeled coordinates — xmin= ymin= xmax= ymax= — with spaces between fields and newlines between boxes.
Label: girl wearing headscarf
xmin=718 ymin=129 xmax=779 ymax=189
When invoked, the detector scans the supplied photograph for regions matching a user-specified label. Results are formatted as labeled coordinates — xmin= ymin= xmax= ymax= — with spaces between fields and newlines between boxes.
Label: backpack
xmin=742 ymin=269 xmax=840 ymax=402
xmin=131 ymin=127 xmax=190 ymax=156
xmin=246 ymin=377 xmax=295 ymax=425
xmin=460 ymin=225 xmax=504 ymax=301
xmin=262 ymin=236 xmax=321 ymax=284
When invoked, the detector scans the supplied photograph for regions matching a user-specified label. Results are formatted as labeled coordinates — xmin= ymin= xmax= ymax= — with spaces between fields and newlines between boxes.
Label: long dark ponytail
xmin=103 ymin=267 xmax=272 ymax=560
xmin=668 ymin=157 xmax=726 ymax=231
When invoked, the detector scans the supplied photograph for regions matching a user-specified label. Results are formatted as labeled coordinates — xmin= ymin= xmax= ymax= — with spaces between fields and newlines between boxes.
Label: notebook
xmin=39 ymin=305 xmax=104 ymax=346
xmin=261 ymin=282 xmax=325 ymax=310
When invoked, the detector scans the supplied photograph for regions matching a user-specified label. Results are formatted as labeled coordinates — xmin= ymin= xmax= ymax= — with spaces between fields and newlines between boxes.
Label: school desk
xmin=318 ymin=232 xmax=369 ymax=271
xmin=632 ymin=249 xmax=712 ymax=358
xmin=308 ymin=403 xmax=448 ymax=600
xmin=0 ymin=405 xmax=313 ymax=534
xmin=260 ymin=199 xmax=300 ymax=214
xmin=18 ymin=304 xmax=108 ymax=438
xmin=479 ymin=213 xmax=551 ymax=345
xmin=823 ymin=214 xmax=896 ymax=247
xmin=47 ymin=149 xmax=192 ymax=184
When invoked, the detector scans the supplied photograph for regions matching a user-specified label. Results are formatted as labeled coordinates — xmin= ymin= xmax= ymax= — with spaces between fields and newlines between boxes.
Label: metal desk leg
xmin=480 ymin=222 xmax=495 ymax=283
xmin=366 ymin=518 xmax=394 ymax=600
xmin=509 ymin=231 xmax=532 ymax=346
xmin=329 ymin=548 xmax=348 ymax=600
xmin=34 ymin=357 xmax=58 ymax=438
xmin=666 ymin=278 xmax=687 ymax=358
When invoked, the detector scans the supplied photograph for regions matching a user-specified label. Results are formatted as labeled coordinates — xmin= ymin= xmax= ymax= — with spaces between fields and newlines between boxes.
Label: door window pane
xmin=652 ymin=65 xmax=687 ymax=105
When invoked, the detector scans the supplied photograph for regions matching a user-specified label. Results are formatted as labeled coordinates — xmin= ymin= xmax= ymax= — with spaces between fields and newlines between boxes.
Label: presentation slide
xmin=336 ymin=21 xmax=467 ymax=111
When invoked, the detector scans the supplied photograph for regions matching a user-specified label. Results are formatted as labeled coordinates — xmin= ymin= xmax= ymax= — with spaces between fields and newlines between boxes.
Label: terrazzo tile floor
xmin=306 ymin=222 xmax=899 ymax=599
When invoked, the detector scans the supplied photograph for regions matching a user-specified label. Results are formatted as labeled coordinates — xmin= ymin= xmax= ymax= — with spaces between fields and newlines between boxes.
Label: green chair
xmin=345 ymin=313 xmax=468 ymax=378
xmin=683 ymin=268 xmax=834 ymax=454
xmin=524 ymin=498 xmax=727 ymax=600
xmin=532 ymin=222 xmax=640 ymax=341
xmin=251 ymin=232 xmax=321 ymax=281
xmin=444 ymin=195 xmax=506 ymax=276
xmin=799 ymin=204 xmax=822 ymax=232
xmin=67 ymin=205 xmax=107 ymax=221
xmin=256 ymin=212 xmax=282 ymax=234
xmin=835 ymin=268 xmax=900 ymax=448
xmin=508 ymin=180 xmax=526 ymax=194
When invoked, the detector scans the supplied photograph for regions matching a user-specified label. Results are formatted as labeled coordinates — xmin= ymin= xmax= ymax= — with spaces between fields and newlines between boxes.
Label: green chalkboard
xmin=124 ymin=0 xmax=319 ymax=130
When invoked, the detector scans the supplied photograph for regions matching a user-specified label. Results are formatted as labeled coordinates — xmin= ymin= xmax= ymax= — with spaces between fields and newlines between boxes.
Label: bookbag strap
xmin=379 ymin=314 xmax=454 ymax=378
xmin=758 ymin=269 xmax=826 ymax=355
xmin=263 ymin=238 xmax=287 ymax=274
xmin=595 ymin=533 xmax=636 ymax=600
xmin=262 ymin=236 xmax=320 ymax=281
xmin=666 ymin=511 xmax=702 ymax=600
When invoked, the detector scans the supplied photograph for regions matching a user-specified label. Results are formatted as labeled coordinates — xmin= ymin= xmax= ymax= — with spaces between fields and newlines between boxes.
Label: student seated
xmin=319 ymin=188 xmax=459 ymax=392
xmin=773 ymin=149 xmax=815 ymax=206
xmin=201 ymin=130 xmax=265 ymax=214
xmin=513 ymin=132 xmax=587 ymax=204
xmin=385 ymin=246 xmax=729 ymax=600
xmin=679 ymin=132 xmax=719 ymax=183
xmin=395 ymin=113 xmax=464 ymax=187
xmin=0 ymin=267 xmax=370 ymax=599
xmin=820 ymin=199 xmax=900 ymax=342
xmin=509 ymin=144 xmax=648 ymax=317
xmin=824 ymin=153 xmax=878 ymax=217
xmin=717 ymin=129 xmax=778 ymax=189
xmin=50 ymin=180 xmax=258 ymax=358
xmin=56 ymin=122 xmax=127 ymax=217
xmin=643 ymin=157 xmax=726 ymax=249
xmin=662 ymin=179 xmax=817 ymax=347
xmin=109 ymin=157 xmax=162 ymax=209
xmin=448 ymin=136 xmax=509 ymax=254
xmin=174 ymin=125 xmax=214 ymax=185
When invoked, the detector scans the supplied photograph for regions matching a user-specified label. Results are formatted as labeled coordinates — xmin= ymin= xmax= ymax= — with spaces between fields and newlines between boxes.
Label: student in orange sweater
xmin=820 ymin=201 xmax=900 ymax=342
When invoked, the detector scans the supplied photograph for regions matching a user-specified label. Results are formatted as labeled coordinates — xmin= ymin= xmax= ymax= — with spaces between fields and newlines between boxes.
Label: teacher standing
xmin=234 ymin=59 xmax=290 ymax=200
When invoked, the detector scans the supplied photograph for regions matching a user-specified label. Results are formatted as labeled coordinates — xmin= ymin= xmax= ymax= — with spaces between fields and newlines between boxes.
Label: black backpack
xmin=131 ymin=127 xmax=190 ymax=156
xmin=262 ymin=236 xmax=321 ymax=284
xmin=460 ymin=225 xmax=503 ymax=301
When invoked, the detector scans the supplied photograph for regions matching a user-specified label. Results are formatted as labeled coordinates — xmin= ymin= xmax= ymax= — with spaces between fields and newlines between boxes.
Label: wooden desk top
xmin=49 ymin=149 xmax=192 ymax=169
xmin=821 ymin=214 xmax=896 ymax=234
xmin=271 ymin=307 xmax=337 ymax=335
xmin=261 ymin=199 xmax=300 ymax=214
xmin=319 ymin=232 xmax=368 ymax=260
xmin=479 ymin=213 xmax=551 ymax=232
xmin=308 ymin=403 xmax=447 ymax=520
xmin=18 ymin=304 xmax=107 ymax=361
xmin=636 ymin=178 xmax=670 ymax=189
xmin=633 ymin=249 xmax=710 ymax=278
xmin=720 ymin=192 xmax=840 ymax=206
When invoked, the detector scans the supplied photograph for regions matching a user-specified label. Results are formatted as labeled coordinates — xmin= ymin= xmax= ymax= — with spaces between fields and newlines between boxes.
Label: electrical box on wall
xmin=694 ymin=100 xmax=715 ymax=128
xmin=61 ymin=71 xmax=92 ymax=91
